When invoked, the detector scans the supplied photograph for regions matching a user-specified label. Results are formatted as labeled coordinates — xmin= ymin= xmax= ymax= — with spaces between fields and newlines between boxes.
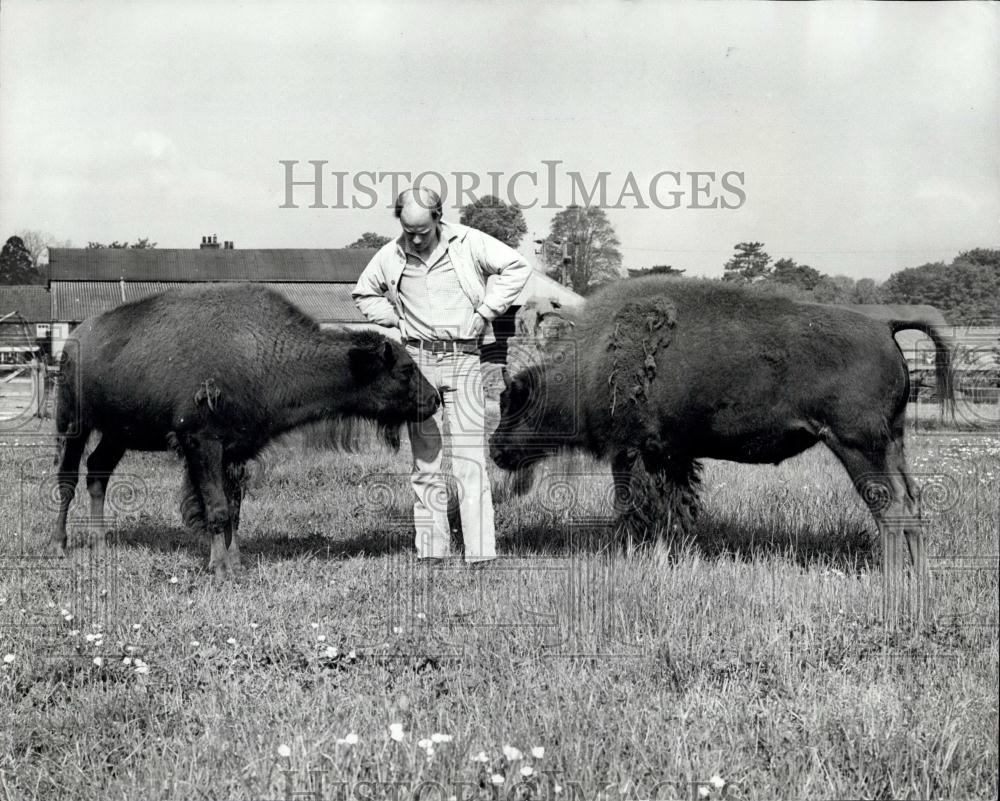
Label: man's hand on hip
xmin=469 ymin=311 xmax=487 ymax=338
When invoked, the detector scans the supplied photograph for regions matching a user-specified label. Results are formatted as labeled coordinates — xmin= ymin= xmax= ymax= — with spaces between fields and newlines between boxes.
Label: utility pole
xmin=534 ymin=237 xmax=573 ymax=288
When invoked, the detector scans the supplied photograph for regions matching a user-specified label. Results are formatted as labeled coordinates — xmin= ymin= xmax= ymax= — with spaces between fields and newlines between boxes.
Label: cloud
xmin=913 ymin=177 xmax=991 ymax=215
xmin=132 ymin=130 xmax=179 ymax=161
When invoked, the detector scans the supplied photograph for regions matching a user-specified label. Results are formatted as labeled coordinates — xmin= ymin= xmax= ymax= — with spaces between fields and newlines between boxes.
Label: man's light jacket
xmin=351 ymin=221 xmax=532 ymax=345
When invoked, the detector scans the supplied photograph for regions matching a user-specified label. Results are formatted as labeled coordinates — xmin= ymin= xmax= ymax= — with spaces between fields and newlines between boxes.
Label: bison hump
xmin=607 ymin=296 xmax=677 ymax=415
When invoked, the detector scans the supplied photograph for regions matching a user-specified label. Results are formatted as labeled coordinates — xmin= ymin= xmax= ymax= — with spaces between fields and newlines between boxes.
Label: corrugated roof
xmin=47 ymin=248 xmax=377 ymax=282
xmin=0 ymin=286 xmax=51 ymax=321
xmin=51 ymin=281 xmax=366 ymax=324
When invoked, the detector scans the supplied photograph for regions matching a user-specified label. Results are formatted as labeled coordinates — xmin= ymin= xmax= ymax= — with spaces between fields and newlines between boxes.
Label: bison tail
xmin=889 ymin=320 xmax=956 ymax=421
xmin=54 ymin=349 xmax=77 ymax=437
xmin=53 ymin=349 xmax=83 ymax=465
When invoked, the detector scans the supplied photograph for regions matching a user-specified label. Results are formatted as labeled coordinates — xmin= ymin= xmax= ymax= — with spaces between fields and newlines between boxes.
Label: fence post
xmin=31 ymin=358 xmax=45 ymax=418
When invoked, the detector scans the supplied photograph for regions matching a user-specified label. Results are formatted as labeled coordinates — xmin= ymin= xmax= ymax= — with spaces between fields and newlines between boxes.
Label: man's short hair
xmin=394 ymin=187 xmax=443 ymax=220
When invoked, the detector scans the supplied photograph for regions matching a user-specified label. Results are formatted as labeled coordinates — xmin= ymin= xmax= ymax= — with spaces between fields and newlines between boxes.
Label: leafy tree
xmin=722 ymin=242 xmax=771 ymax=283
xmin=955 ymin=248 xmax=1000 ymax=268
xmin=627 ymin=265 xmax=686 ymax=278
xmin=0 ymin=236 xmax=45 ymax=284
xmin=540 ymin=205 xmax=623 ymax=295
xmin=769 ymin=258 xmax=824 ymax=290
xmin=882 ymin=257 xmax=1000 ymax=324
xmin=86 ymin=238 xmax=157 ymax=249
xmin=347 ymin=232 xmax=392 ymax=249
xmin=851 ymin=277 xmax=882 ymax=304
xmin=811 ymin=275 xmax=856 ymax=304
xmin=459 ymin=195 xmax=528 ymax=248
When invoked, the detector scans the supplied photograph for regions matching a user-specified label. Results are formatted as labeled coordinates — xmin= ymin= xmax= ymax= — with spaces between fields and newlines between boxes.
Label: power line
xmin=616 ymin=246 xmax=975 ymax=254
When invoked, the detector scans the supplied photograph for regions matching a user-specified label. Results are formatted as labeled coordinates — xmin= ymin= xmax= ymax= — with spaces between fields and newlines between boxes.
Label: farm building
xmin=45 ymin=237 xmax=585 ymax=365
xmin=0 ymin=285 xmax=51 ymax=363
xmin=0 ymin=286 xmax=52 ymax=421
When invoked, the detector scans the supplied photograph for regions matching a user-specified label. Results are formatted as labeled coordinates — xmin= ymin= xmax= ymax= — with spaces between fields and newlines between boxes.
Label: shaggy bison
xmin=53 ymin=284 xmax=440 ymax=576
xmin=490 ymin=278 xmax=953 ymax=616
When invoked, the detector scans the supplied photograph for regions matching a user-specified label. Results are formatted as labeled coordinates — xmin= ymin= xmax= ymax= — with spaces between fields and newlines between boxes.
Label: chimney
xmin=224 ymin=240 xmax=234 ymax=249
xmin=200 ymin=234 xmax=220 ymax=250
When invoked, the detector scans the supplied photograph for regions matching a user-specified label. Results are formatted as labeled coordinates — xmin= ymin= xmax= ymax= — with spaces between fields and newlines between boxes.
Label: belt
xmin=405 ymin=338 xmax=479 ymax=354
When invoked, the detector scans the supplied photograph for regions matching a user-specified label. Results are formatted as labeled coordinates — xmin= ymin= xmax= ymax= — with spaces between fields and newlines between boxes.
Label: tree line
xmin=718 ymin=241 xmax=999 ymax=324
xmin=3 ymin=205 xmax=996 ymax=325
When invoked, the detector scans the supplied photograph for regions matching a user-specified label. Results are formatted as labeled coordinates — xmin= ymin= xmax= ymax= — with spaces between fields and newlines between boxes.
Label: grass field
xmin=0 ymin=414 xmax=997 ymax=801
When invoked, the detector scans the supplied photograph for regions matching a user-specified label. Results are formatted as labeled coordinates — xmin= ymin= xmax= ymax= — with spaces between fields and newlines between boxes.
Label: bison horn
xmin=501 ymin=367 xmax=512 ymax=388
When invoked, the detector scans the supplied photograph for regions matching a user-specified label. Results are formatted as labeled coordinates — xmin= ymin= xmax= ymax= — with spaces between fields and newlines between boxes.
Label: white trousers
xmin=406 ymin=345 xmax=496 ymax=563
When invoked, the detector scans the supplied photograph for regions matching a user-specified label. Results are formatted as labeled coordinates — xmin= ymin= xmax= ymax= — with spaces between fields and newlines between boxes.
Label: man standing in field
xmin=352 ymin=187 xmax=532 ymax=567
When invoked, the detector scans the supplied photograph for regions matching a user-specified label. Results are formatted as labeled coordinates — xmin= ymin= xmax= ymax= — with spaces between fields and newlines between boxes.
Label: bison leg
xmin=179 ymin=458 xmax=246 ymax=572
xmin=84 ymin=434 xmax=127 ymax=551
xmin=886 ymin=434 xmax=926 ymax=621
xmin=825 ymin=430 xmax=925 ymax=625
xmin=178 ymin=434 xmax=236 ymax=579
xmin=223 ymin=462 xmax=246 ymax=570
xmin=53 ymin=428 xmax=91 ymax=551
xmin=616 ymin=454 xmax=702 ymax=541
xmin=611 ymin=450 xmax=638 ymax=517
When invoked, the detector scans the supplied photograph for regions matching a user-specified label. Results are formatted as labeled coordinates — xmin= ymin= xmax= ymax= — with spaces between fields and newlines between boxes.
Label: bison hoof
xmin=208 ymin=555 xmax=242 ymax=579
xmin=46 ymin=537 xmax=69 ymax=557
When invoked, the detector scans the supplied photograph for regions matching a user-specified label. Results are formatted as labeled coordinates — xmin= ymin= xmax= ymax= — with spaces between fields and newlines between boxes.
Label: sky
xmin=1 ymin=1 xmax=997 ymax=280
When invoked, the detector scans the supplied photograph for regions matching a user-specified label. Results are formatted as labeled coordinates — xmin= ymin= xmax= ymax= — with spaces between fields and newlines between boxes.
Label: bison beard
xmin=492 ymin=277 xmax=955 ymax=621
xmin=52 ymin=284 xmax=439 ymax=578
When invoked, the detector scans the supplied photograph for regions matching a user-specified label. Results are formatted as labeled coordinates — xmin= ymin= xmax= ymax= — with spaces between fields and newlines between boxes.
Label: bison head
xmin=488 ymin=365 xmax=561 ymax=481
xmin=349 ymin=333 xmax=440 ymax=428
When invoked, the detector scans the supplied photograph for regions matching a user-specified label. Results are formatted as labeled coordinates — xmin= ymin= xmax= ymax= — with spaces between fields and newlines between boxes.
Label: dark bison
xmin=490 ymin=278 xmax=954 ymax=615
xmin=54 ymin=284 xmax=439 ymax=576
